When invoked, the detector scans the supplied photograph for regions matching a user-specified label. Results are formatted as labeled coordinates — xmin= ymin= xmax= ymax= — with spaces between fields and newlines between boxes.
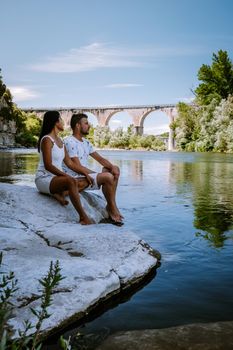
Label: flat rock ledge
xmin=0 ymin=183 xmax=160 ymax=339
xmin=96 ymin=321 xmax=233 ymax=350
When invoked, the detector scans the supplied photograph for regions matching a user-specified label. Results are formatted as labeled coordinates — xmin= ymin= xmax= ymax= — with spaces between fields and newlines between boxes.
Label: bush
xmin=0 ymin=253 xmax=70 ymax=350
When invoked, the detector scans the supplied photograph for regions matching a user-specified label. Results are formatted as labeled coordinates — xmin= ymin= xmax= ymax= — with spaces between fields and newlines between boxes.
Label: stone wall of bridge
xmin=23 ymin=105 xmax=177 ymax=151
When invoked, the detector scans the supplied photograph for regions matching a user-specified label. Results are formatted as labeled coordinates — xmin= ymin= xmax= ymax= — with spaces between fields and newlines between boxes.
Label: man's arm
xmin=63 ymin=150 xmax=94 ymax=185
xmin=70 ymin=156 xmax=93 ymax=174
xmin=90 ymin=151 xmax=120 ymax=179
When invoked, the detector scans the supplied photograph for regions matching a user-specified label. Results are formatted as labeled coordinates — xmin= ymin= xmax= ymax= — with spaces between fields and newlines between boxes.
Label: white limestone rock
xmin=0 ymin=183 xmax=159 ymax=338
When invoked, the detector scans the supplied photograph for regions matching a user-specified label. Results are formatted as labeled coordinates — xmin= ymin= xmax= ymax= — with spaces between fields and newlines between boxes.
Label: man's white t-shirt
xmin=63 ymin=135 xmax=94 ymax=177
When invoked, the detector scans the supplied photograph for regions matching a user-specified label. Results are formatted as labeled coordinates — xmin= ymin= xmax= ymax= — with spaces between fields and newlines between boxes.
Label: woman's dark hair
xmin=37 ymin=110 xmax=60 ymax=152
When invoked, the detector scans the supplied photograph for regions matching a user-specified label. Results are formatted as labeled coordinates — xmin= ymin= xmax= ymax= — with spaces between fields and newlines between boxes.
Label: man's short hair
xmin=70 ymin=113 xmax=88 ymax=130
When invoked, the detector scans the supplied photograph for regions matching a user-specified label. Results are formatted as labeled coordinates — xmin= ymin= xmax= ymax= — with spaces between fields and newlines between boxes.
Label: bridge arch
xmin=142 ymin=109 xmax=169 ymax=135
xmin=107 ymin=110 xmax=133 ymax=131
xmin=103 ymin=110 xmax=122 ymax=126
xmin=83 ymin=111 xmax=98 ymax=127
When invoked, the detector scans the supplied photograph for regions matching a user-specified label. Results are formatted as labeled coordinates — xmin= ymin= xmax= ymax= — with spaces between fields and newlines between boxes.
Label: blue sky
xmin=1 ymin=0 xmax=233 ymax=134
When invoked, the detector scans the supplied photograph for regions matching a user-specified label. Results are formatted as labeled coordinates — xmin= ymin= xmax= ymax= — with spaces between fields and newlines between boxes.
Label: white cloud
xmin=28 ymin=42 xmax=204 ymax=73
xmin=173 ymin=96 xmax=195 ymax=103
xmin=29 ymin=43 xmax=144 ymax=73
xmin=111 ymin=119 xmax=122 ymax=124
xmin=104 ymin=83 xmax=143 ymax=88
xmin=144 ymin=124 xmax=169 ymax=135
xmin=9 ymin=86 xmax=39 ymax=102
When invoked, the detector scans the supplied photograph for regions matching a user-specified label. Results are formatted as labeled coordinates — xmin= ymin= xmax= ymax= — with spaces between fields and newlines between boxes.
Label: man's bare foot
xmin=108 ymin=211 xmax=123 ymax=223
xmin=53 ymin=193 xmax=69 ymax=206
xmin=106 ymin=205 xmax=123 ymax=222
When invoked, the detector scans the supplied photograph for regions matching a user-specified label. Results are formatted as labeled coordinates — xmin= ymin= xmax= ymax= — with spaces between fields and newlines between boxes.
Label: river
xmin=1 ymin=149 xmax=233 ymax=342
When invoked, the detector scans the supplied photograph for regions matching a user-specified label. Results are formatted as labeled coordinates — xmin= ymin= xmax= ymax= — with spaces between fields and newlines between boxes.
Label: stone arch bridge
xmin=23 ymin=104 xmax=177 ymax=151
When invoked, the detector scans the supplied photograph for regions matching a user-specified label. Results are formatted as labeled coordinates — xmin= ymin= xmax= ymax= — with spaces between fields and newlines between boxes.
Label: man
xmin=63 ymin=113 xmax=124 ymax=226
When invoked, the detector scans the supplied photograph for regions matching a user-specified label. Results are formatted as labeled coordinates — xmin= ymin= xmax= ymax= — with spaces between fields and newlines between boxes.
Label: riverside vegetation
xmin=1 ymin=50 xmax=233 ymax=152
xmin=172 ymin=50 xmax=233 ymax=152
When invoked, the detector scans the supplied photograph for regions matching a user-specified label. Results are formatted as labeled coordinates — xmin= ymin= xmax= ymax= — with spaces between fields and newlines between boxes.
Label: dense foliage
xmin=195 ymin=50 xmax=233 ymax=105
xmin=92 ymin=125 xmax=166 ymax=150
xmin=173 ymin=50 xmax=233 ymax=152
xmin=0 ymin=69 xmax=14 ymax=120
xmin=0 ymin=69 xmax=41 ymax=147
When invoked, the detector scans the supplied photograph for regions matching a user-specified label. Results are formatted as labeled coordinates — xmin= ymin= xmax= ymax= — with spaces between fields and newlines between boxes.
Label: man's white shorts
xmin=84 ymin=172 xmax=100 ymax=191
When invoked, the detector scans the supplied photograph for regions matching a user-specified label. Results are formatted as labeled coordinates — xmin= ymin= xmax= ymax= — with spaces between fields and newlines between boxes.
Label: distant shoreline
xmin=0 ymin=146 xmax=168 ymax=153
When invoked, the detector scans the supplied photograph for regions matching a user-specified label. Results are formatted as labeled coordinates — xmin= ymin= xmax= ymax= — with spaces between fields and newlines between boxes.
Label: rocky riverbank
xmin=96 ymin=321 xmax=233 ymax=350
xmin=0 ymin=183 xmax=160 ymax=339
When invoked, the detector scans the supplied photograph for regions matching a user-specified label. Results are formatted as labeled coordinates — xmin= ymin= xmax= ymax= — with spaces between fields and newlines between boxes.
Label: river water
xmin=1 ymin=149 xmax=233 ymax=339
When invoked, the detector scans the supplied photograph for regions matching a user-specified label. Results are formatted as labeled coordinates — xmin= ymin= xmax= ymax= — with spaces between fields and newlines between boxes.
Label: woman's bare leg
xmin=76 ymin=178 xmax=89 ymax=192
xmin=53 ymin=177 xmax=88 ymax=206
xmin=50 ymin=176 xmax=93 ymax=225
xmin=53 ymin=192 xmax=69 ymax=205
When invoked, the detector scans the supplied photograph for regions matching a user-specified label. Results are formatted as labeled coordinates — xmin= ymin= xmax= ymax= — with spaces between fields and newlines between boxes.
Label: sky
xmin=1 ymin=0 xmax=233 ymax=134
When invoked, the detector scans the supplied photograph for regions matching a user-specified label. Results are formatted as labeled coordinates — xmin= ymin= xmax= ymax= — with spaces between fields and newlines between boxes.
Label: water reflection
xmin=0 ymin=151 xmax=143 ymax=182
xmin=0 ymin=150 xmax=39 ymax=182
xmin=89 ymin=156 xmax=143 ymax=181
xmin=171 ymin=157 xmax=233 ymax=247
xmin=0 ymin=151 xmax=15 ymax=176
xmin=1 ymin=150 xmax=233 ymax=248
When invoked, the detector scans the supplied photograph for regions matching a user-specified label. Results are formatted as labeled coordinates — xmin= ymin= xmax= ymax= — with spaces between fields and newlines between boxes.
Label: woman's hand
xmin=85 ymin=173 xmax=94 ymax=186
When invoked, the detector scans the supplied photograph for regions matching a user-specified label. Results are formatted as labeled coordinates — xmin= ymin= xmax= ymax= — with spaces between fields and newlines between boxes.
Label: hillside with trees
xmin=0 ymin=69 xmax=41 ymax=147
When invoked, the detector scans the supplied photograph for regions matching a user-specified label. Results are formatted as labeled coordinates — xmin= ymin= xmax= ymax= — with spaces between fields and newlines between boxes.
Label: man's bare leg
xmin=97 ymin=172 xmax=123 ymax=222
xmin=101 ymin=167 xmax=124 ymax=219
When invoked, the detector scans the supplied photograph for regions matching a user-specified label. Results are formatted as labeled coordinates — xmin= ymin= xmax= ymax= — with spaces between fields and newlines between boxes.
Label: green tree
xmin=15 ymin=112 xmax=42 ymax=147
xmin=172 ymin=102 xmax=200 ymax=151
xmin=0 ymin=68 xmax=14 ymax=120
xmin=195 ymin=50 xmax=233 ymax=105
xmin=86 ymin=124 xmax=95 ymax=144
xmin=93 ymin=125 xmax=111 ymax=147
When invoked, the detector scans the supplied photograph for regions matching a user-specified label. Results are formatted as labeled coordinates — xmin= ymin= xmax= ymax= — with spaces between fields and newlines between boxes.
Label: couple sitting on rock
xmin=35 ymin=111 xmax=124 ymax=226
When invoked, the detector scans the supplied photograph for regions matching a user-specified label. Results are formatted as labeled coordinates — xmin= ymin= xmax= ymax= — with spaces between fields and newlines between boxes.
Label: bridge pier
xmin=163 ymin=108 xmax=177 ymax=151
xmin=95 ymin=110 xmax=112 ymax=126
xmin=59 ymin=110 xmax=73 ymax=129
xmin=134 ymin=126 xmax=144 ymax=135
xmin=168 ymin=128 xmax=175 ymax=151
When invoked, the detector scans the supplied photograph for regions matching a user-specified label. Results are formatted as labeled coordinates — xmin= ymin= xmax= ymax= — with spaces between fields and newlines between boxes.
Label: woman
xmin=35 ymin=110 xmax=93 ymax=225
